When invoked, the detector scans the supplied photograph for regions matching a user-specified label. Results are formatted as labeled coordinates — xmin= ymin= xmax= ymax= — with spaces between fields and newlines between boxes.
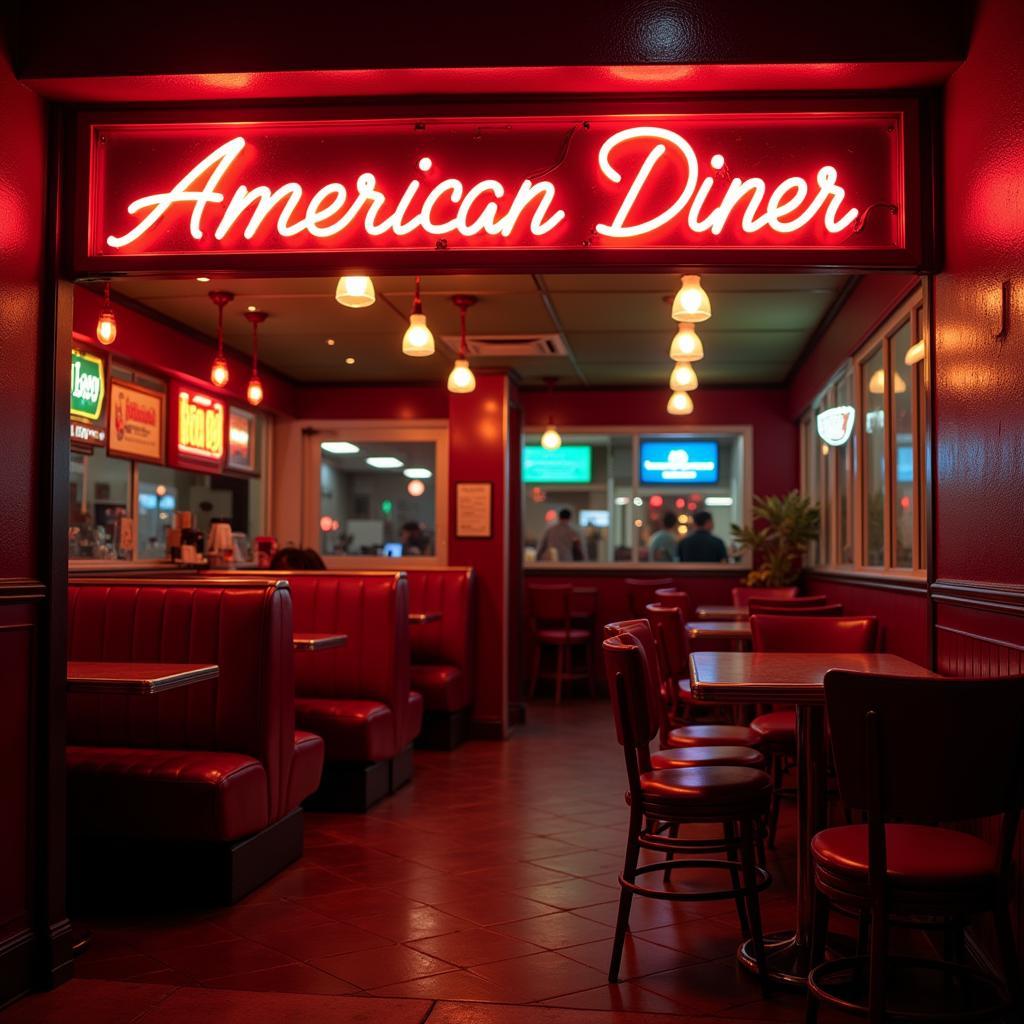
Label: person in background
xmin=270 ymin=546 xmax=326 ymax=570
xmin=535 ymin=508 xmax=584 ymax=562
xmin=677 ymin=510 xmax=729 ymax=563
xmin=648 ymin=511 xmax=680 ymax=562
xmin=400 ymin=521 xmax=429 ymax=555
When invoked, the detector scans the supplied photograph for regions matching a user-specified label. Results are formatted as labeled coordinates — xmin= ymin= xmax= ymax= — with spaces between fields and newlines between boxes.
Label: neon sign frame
xmin=74 ymin=98 xmax=928 ymax=274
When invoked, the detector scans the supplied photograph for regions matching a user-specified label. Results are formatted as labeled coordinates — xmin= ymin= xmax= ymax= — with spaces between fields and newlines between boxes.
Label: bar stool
xmin=749 ymin=614 xmax=878 ymax=848
xmin=807 ymin=670 xmax=1024 ymax=1024
xmin=603 ymin=633 xmax=772 ymax=983
xmin=625 ymin=577 xmax=673 ymax=618
xmin=527 ymin=584 xmax=594 ymax=703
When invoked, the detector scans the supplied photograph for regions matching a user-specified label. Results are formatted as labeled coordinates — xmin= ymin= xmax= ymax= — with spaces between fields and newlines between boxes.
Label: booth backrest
xmin=67 ymin=578 xmax=295 ymax=821
xmin=405 ymin=567 xmax=475 ymax=675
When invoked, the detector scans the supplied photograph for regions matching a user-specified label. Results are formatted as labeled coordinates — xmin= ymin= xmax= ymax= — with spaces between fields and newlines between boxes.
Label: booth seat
xmin=267 ymin=571 xmax=420 ymax=810
xmin=66 ymin=578 xmax=322 ymax=904
xmin=404 ymin=567 xmax=476 ymax=748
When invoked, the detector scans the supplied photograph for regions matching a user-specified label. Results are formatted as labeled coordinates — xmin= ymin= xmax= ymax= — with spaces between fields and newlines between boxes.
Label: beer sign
xmin=70 ymin=348 xmax=107 ymax=446
xmin=170 ymin=385 xmax=225 ymax=470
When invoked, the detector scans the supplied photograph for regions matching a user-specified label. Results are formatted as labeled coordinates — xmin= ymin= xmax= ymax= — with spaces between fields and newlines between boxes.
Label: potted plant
xmin=730 ymin=490 xmax=821 ymax=587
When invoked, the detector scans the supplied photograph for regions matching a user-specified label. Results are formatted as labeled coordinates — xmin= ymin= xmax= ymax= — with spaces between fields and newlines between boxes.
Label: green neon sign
xmin=70 ymin=349 xmax=105 ymax=422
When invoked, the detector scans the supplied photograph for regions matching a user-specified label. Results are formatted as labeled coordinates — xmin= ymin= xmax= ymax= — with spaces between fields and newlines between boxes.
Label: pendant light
xmin=402 ymin=276 xmax=435 ymax=356
xmin=95 ymin=282 xmax=118 ymax=345
xmin=669 ymin=361 xmax=699 ymax=392
xmin=335 ymin=275 xmax=375 ymax=308
xmin=671 ymin=274 xmax=712 ymax=323
xmin=208 ymin=290 xmax=234 ymax=387
xmin=447 ymin=295 xmax=477 ymax=394
xmin=667 ymin=391 xmax=694 ymax=415
xmin=905 ymin=338 xmax=926 ymax=366
xmin=868 ymin=368 xmax=907 ymax=394
xmin=243 ymin=309 xmax=267 ymax=406
xmin=539 ymin=377 xmax=562 ymax=450
xmin=669 ymin=323 xmax=704 ymax=361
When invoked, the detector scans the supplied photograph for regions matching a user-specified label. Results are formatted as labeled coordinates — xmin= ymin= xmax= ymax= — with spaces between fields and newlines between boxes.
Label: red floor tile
xmin=469 ymin=949 xmax=612 ymax=1002
xmin=0 ymin=979 xmax=176 ymax=1024
xmin=202 ymin=962 xmax=359 ymax=995
xmin=349 ymin=905 xmax=474 ymax=942
xmin=155 ymin=937 xmax=295 ymax=982
xmin=255 ymin=920 xmax=393 ymax=960
xmin=73 ymin=952 xmax=168 ymax=981
xmin=514 ymin=877 xmax=620 ymax=910
xmin=493 ymin=910 xmax=618 ymax=949
xmin=214 ymin=899 xmax=335 ymax=939
xmin=368 ymin=969 xmax=508 ymax=1002
xmin=559 ymin=934 xmax=697 ymax=980
xmin=434 ymin=892 xmax=561 ymax=926
xmin=409 ymin=926 xmax=544 ymax=967
xmin=309 ymin=942 xmax=456 ymax=988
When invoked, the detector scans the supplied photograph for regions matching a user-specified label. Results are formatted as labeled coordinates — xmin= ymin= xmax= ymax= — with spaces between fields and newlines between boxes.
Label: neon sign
xmin=81 ymin=107 xmax=915 ymax=270
xmin=817 ymin=406 xmax=856 ymax=446
xmin=173 ymin=387 xmax=225 ymax=467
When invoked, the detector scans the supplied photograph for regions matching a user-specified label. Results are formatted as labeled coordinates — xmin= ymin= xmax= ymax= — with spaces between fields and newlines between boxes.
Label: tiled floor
xmin=11 ymin=703 xmax=836 ymax=1022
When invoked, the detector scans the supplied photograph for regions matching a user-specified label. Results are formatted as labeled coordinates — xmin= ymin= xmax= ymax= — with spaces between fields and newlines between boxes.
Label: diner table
xmin=67 ymin=661 xmax=219 ymax=695
xmin=689 ymin=650 xmax=941 ymax=987
xmin=695 ymin=604 xmax=749 ymax=621
xmin=293 ymin=632 xmax=348 ymax=651
xmin=686 ymin=620 xmax=752 ymax=644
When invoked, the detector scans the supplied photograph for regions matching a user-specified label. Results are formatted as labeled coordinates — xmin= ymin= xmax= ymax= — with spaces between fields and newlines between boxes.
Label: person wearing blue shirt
xmin=678 ymin=510 xmax=729 ymax=563
xmin=648 ymin=512 xmax=680 ymax=562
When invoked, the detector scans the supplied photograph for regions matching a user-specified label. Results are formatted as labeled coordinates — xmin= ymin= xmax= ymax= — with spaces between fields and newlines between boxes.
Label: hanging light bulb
xmin=540 ymin=423 xmax=562 ymax=450
xmin=335 ymin=275 xmax=375 ymax=308
xmin=868 ymin=368 xmax=907 ymax=394
xmin=207 ymin=290 xmax=234 ymax=387
xmin=671 ymin=275 xmax=712 ymax=323
xmin=905 ymin=338 xmax=926 ymax=365
xmin=669 ymin=324 xmax=704 ymax=361
xmin=402 ymin=276 xmax=435 ymax=356
xmin=667 ymin=391 xmax=694 ymax=415
xmin=95 ymin=282 xmax=118 ymax=345
xmin=669 ymin=361 xmax=699 ymax=392
xmin=244 ymin=309 xmax=268 ymax=407
xmin=447 ymin=295 xmax=477 ymax=394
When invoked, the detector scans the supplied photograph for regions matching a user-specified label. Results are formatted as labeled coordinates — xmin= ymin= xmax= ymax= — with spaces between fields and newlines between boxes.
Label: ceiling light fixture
xmin=335 ymin=275 xmax=375 ymax=308
xmin=407 ymin=479 xmax=427 ymax=497
xmin=667 ymin=391 xmax=694 ymax=415
xmin=196 ymin=276 xmax=211 ymax=283
xmin=95 ymin=282 xmax=118 ymax=346
xmin=403 ymin=468 xmax=433 ymax=479
xmin=539 ymin=376 xmax=562 ymax=450
xmin=402 ymin=275 xmax=435 ymax=357
xmin=447 ymin=294 xmax=477 ymax=394
xmin=669 ymin=361 xmax=699 ymax=392
xmin=669 ymin=323 xmax=704 ymax=361
xmin=326 ymin=338 xmax=336 ymax=346
xmin=345 ymin=356 xmax=356 ymax=365
xmin=905 ymin=338 xmax=926 ymax=366
xmin=207 ymin=290 xmax=234 ymax=387
xmin=243 ymin=309 xmax=267 ymax=406
xmin=366 ymin=456 xmax=404 ymax=469
xmin=868 ymin=368 xmax=907 ymax=394
xmin=320 ymin=441 xmax=360 ymax=454
xmin=671 ymin=275 xmax=712 ymax=323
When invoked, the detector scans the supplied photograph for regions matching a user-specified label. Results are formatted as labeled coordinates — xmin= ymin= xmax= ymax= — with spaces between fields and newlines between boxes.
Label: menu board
xmin=226 ymin=405 xmax=258 ymax=475
xmin=455 ymin=482 xmax=493 ymax=539
xmin=107 ymin=380 xmax=164 ymax=463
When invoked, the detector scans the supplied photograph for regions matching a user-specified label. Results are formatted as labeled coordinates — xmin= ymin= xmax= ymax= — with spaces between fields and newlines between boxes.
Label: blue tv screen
xmin=523 ymin=445 xmax=592 ymax=484
xmin=640 ymin=440 xmax=719 ymax=485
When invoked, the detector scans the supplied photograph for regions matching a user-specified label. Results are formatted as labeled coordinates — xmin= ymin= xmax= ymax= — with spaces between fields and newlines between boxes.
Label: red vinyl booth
xmin=404 ymin=567 xmax=476 ymax=749
xmin=66 ymin=578 xmax=323 ymax=904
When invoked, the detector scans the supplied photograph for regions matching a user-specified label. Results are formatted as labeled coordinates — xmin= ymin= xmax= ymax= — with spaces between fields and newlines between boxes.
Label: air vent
xmin=441 ymin=334 xmax=567 ymax=358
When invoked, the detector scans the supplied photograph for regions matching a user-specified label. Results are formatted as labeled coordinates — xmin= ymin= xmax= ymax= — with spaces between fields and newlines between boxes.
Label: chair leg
xmin=767 ymin=753 xmax=785 ymax=849
xmin=529 ymin=641 xmax=542 ymax=699
xmin=586 ymin=640 xmax=596 ymax=698
xmin=662 ymin=822 xmax=679 ymax=883
xmin=724 ymin=820 xmax=750 ymax=939
xmin=805 ymin=888 xmax=831 ymax=1024
xmin=868 ymin=904 xmax=888 ymax=1024
xmin=609 ymin=811 xmax=642 ymax=983
xmin=993 ymin=902 xmax=1024 ymax=1016
xmin=740 ymin=818 xmax=767 ymax=988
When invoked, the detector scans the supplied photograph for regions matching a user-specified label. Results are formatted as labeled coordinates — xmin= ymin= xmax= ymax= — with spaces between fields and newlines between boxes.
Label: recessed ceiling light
xmin=247 ymin=305 xmax=257 ymax=312
xmin=345 ymin=356 xmax=356 ymax=365
xmin=196 ymin=276 xmax=211 ymax=283
xmin=326 ymin=338 xmax=336 ymax=346
xmin=366 ymin=456 xmax=404 ymax=469
xmin=320 ymin=441 xmax=360 ymax=454
xmin=403 ymin=468 xmax=433 ymax=479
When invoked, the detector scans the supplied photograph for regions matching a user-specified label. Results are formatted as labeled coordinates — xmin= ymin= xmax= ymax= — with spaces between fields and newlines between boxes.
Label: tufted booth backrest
xmin=67 ymin=579 xmax=295 ymax=822
xmin=404 ymin=568 xmax=475 ymax=679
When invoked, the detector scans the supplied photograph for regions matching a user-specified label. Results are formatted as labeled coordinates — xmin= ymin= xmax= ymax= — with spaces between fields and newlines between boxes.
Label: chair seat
xmin=411 ymin=663 xmax=470 ymax=712
xmin=812 ymin=824 xmax=999 ymax=891
xmin=650 ymin=745 xmax=765 ymax=770
xmin=668 ymin=723 xmax=759 ymax=747
xmin=295 ymin=698 xmax=395 ymax=762
xmin=750 ymin=709 xmax=797 ymax=745
xmin=288 ymin=730 xmax=325 ymax=807
xmin=67 ymin=745 xmax=269 ymax=843
xmin=536 ymin=628 xmax=591 ymax=643
xmin=639 ymin=766 xmax=772 ymax=808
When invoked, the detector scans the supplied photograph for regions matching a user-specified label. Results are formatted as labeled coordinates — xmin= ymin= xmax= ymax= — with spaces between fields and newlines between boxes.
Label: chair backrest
xmin=405 ymin=567 xmax=475 ymax=676
xmin=653 ymin=587 xmax=690 ymax=617
xmin=747 ymin=602 xmax=844 ymax=617
xmin=731 ymin=585 xmax=798 ymax=607
xmin=747 ymin=595 xmax=828 ymax=611
xmin=528 ymin=583 xmax=573 ymax=627
xmin=645 ymin=602 xmax=690 ymax=679
xmin=750 ymin=614 xmax=878 ymax=653
xmin=625 ymin=577 xmax=673 ymax=617
xmin=824 ymin=671 xmax=1024 ymax=870
xmin=67 ymin=578 xmax=296 ymax=821
xmin=604 ymin=617 xmax=668 ymax=744
xmin=603 ymin=634 xmax=657 ymax=797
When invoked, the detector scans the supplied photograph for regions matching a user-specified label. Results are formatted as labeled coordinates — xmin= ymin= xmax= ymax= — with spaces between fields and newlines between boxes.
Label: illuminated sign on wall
xmin=640 ymin=440 xmax=720 ymax=485
xmin=816 ymin=405 xmax=856 ymax=446
xmin=523 ymin=445 xmax=593 ymax=484
xmin=70 ymin=348 xmax=107 ymax=446
xmin=108 ymin=380 xmax=164 ymax=463
xmin=172 ymin=386 xmax=225 ymax=469
xmin=79 ymin=104 xmax=918 ymax=272
xmin=226 ymin=405 xmax=258 ymax=474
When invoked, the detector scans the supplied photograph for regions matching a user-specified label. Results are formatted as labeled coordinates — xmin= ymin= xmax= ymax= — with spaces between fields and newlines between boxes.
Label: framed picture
xmin=455 ymin=481 xmax=493 ymax=539
xmin=226 ymin=405 xmax=259 ymax=475
xmin=107 ymin=379 xmax=165 ymax=464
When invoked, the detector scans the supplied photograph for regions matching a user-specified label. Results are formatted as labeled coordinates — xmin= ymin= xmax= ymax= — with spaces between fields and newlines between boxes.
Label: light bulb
xmin=671 ymin=274 xmax=712 ymax=323
xmin=667 ymin=391 xmax=694 ymax=415
xmin=447 ymin=358 xmax=476 ymax=394
xmin=540 ymin=425 xmax=562 ymax=450
xmin=669 ymin=324 xmax=704 ymax=361
xmin=335 ymin=275 xmax=375 ymax=308
xmin=905 ymin=340 xmax=926 ymax=366
xmin=402 ymin=312 xmax=435 ymax=357
xmin=246 ymin=375 xmax=264 ymax=406
xmin=407 ymin=479 xmax=426 ymax=497
xmin=96 ymin=310 xmax=117 ymax=346
xmin=210 ymin=355 xmax=230 ymax=387
xmin=669 ymin=361 xmax=699 ymax=392
xmin=869 ymin=369 xmax=907 ymax=394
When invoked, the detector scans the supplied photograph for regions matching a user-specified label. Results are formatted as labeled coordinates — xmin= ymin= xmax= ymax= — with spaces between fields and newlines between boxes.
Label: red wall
xmin=298 ymin=384 xmax=448 ymax=422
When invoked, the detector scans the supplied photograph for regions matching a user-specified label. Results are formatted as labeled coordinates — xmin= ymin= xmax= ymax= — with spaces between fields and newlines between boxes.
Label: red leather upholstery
xmin=536 ymin=627 xmax=590 ymax=642
xmin=750 ymin=614 xmax=878 ymax=654
xmin=668 ymin=723 xmax=759 ymax=747
xmin=67 ymin=579 xmax=299 ymax=843
xmin=404 ymin=691 xmax=424 ymax=746
xmin=405 ymin=568 xmax=475 ymax=713
xmin=288 ymin=731 xmax=325 ymax=809
xmin=750 ymin=709 xmax=796 ymax=744
xmin=639 ymin=766 xmax=772 ymax=807
xmin=731 ymin=586 xmax=798 ymax=607
xmin=650 ymin=745 xmax=765 ymax=770
xmin=295 ymin=698 xmax=394 ymax=761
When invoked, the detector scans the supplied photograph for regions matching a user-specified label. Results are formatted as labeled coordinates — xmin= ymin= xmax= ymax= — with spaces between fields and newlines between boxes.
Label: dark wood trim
xmin=805 ymin=569 xmax=929 ymax=596
xmin=931 ymin=579 xmax=1024 ymax=617
xmin=935 ymin=623 xmax=1024 ymax=654
xmin=0 ymin=580 xmax=46 ymax=603
xmin=0 ymin=930 xmax=35 ymax=1009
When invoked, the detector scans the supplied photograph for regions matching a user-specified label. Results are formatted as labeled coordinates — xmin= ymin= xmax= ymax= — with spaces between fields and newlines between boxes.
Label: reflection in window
xmin=319 ymin=440 xmax=436 ymax=557
xmin=834 ymin=373 xmax=854 ymax=564
xmin=69 ymin=447 xmax=132 ymax=559
xmin=890 ymin=319 xmax=916 ymax=568
xmin=862 ymin=347 xmax=887 ymax=567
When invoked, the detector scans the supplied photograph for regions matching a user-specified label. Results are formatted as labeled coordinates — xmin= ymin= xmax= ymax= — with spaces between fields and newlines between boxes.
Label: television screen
xmin=896 ymin=445 xmax=913 ymax=483
xmin=640 ymin=440 xmax=719 ymax=485
xmin=523 ymin=445 xmax=592 ymax=484
xmin=579 ymin=509 xmax=610 ymax=528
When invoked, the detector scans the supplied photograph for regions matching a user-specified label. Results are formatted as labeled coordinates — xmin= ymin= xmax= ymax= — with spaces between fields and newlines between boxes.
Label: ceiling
xmin=111 ymin=272 xmax=854 ymax=389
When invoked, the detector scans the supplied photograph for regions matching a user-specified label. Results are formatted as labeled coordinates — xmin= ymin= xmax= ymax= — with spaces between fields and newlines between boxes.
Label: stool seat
xmin=812 ymin=824 xmax=998 ymax=893
xmin=640 ymin=766 xmax=773 ymax=806
xmin=650 ymin=745 xmax=765 ymax=770
xmin=535 ymin=627 xmax=591 ymax=643
xmin=750 ymin=709 xmax=797 ymax=744
xmin=668 ymin=723 xmax=759 ymax=747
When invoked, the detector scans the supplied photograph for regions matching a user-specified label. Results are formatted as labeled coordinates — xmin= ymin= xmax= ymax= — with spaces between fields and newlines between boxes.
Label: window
xmin=69 ymin=446 xmax=132 ymax=560
xmin=802 ymin=287 xmax=927 ymax=576
xmin=523 ymin=428 xmax=749 ymax=565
